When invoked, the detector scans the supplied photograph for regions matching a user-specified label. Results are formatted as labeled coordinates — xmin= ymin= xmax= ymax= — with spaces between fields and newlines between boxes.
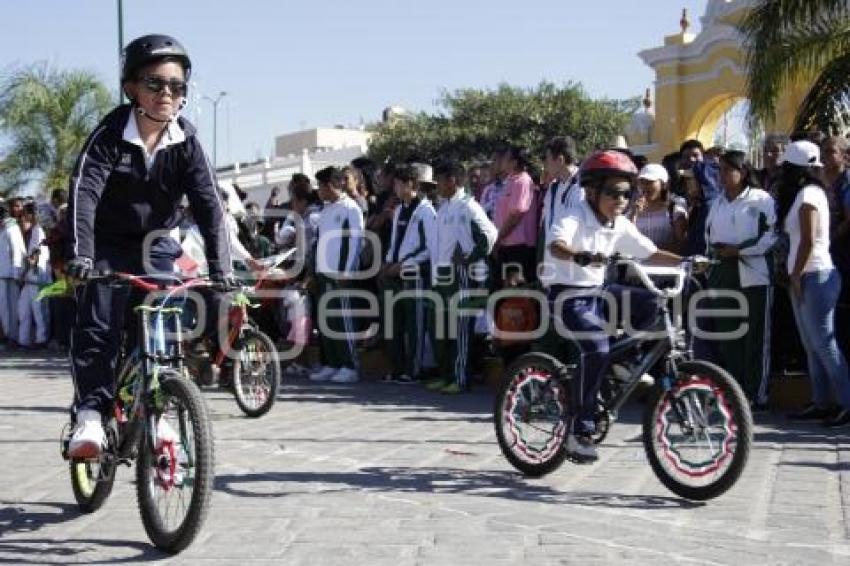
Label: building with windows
xmin=216 ymin=126 xmax=372 ymax=205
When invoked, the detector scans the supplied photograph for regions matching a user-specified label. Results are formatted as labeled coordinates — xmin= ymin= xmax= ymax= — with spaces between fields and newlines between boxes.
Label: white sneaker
xmin=639 ymin=373 xmax=655 ymax=387
xmin=330 ymin=367 xmax=359 ymax=383
xmin=309 ymin=366 xmax=337 ymax=382
xmin=566 ymin=434 xmax=598 ymax=462
xmin=68 ymin=409 xmax=105 ymax=459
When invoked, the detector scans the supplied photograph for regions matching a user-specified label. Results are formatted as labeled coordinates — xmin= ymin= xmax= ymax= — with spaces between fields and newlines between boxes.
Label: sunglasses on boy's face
xmin=139 ymin=76 xmax=187 ymax=96
xmin=600 ymin=186 xmax=633 ymax=200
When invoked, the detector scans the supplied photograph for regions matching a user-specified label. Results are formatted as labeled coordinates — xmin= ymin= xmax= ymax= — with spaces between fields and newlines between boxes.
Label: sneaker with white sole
xmin=68 ymin=409 xmax=106 ymax=459
xmin=330 ymin=367 xmax=359 ymax=383
xmin=566 ymin=434 xmax=598 ymax=462
xmin=639 ymin=373 xmax=654 ymax=387
xmin=310 ymin=366 xmax=338 ymax=382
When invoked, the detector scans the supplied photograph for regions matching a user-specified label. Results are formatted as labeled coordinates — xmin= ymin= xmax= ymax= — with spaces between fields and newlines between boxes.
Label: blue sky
xmin=3 ymin=0 xmax=706 ymax=165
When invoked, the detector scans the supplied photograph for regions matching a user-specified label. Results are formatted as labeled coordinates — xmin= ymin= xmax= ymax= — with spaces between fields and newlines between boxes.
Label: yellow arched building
xmin=626 ymin=0 xmax=811 ymax=161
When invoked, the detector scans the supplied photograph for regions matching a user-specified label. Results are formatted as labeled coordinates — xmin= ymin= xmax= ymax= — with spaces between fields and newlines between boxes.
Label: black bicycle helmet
xmin=121 ymin=34 xmax=192 ymax=83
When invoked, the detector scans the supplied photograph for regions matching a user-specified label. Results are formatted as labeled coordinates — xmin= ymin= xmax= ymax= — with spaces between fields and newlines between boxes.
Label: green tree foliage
xmin=741 ymin=0 xmax=850 ymax=133
xmin=0 ymin=63 xmax=113 ymax=196
xmin=367 ymin=82 xmax=638 ymax=167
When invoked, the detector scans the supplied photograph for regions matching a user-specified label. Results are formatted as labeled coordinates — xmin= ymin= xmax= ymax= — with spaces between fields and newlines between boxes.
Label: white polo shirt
xmin=543 ymin=200 xmax=657 ymax=287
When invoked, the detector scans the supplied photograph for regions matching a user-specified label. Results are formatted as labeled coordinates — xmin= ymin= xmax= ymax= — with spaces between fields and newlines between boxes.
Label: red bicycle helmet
xmin=579 ymin=150 xmax=638 ymax=186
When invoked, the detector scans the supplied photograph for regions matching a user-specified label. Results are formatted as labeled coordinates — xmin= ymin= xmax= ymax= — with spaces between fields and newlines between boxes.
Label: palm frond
xmin=742 ymin=0 xmax=850 ymax=123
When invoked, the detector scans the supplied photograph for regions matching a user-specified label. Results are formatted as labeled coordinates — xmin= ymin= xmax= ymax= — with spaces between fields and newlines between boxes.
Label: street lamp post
xmin=203 ymin=91 xmax=227 ymax=169
xmin=117 ymin=0 xmax=124 ymax=103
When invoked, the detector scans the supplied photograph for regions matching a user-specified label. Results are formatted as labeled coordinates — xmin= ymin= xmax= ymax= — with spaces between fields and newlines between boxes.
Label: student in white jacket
xmin=704 ymin=150 xmax=777 ymax=408
xmin=17 ymin=202 xmax=51 ymax=347
xmin=380 ymin=163 xmax=436 ymax=383
xmin=426 ymin=160 xmax=498 ymax=394
xmin=0 ymin=201 xmax=26 ymax=346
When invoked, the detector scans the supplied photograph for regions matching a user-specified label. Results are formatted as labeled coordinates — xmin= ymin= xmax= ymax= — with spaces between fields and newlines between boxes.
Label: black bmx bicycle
xmin=62 ymin=272 xmax=216 ymax=552
xmin=494 ymin=257 xmax=753 ymax=501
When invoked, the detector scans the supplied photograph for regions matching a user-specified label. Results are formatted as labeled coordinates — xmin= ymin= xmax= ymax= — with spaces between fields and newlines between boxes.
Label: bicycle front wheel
xmin=643 ymin=360 xmax=752 ymax=501
xmin=232 ymin=327 xmax=280 ymax=418
xmin=137 ymin=371 xmax=214 ymax=553
xmin=494 ymin=352 xmax=572 ymax=477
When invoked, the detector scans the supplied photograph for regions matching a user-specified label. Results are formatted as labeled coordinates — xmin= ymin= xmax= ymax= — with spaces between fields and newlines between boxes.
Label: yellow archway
xmin=628 ymin=0 xmax=810 ymax=161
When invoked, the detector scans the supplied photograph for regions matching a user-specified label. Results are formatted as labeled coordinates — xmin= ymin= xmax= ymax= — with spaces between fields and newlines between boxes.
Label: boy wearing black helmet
xmin=546 ymin=150 xmax=682 ymax=460
xmin=65 ymin=34 xmax=232 ymax=459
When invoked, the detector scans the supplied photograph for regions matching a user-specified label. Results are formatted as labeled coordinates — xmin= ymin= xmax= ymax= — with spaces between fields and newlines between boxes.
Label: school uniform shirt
xmin=431 ymin=189 xmax=498 ymax=284
xmin=784 ymin=184 xmax=834 ymax=275
xmin=315 ymin=194 xmax=364 ymax=277
xmin=385 ymin=197 xmax=436 ymax=276
xmin=67 ymin=104 xmax=231 ymax=275
xmin=541 ymin=172 xmax=585 ymax=236
xmin=0 ymin=218 xmax=26 ymax=279
xmin=704 ymin=186 xmax=777 ymax=287
xmin=20 ymin=225 xmax=51 ymax=285
xmin=544 ymin=200 xmax=657 ymax=288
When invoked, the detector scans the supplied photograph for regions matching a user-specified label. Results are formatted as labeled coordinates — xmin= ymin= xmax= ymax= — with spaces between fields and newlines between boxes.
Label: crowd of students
xmin=0 ymin=189 xmax=69 ymax=350
xmin=5 ymin=130 xmax=850 ymax=436
xmin=223 ymin=133 xmax=850 ymax=433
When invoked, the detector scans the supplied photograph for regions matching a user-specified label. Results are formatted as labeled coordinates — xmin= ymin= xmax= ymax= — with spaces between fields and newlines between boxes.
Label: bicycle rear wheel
xmin=643 ymin=360 xmax=752 ymax=501
xmin=494 ymin=352 xmax=572 ymax=477
xmin=137 ymin=371 xmax=214 ymax=553
xmin=69 ymin=419 xmax=117 ymax=513
xmin=232 ymin=327 xmax=280 ymax=418
xmin=70 ymin=458 xmax=115 ymax=513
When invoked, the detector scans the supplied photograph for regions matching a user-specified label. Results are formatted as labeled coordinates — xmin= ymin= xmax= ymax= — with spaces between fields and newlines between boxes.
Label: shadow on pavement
xmin=0 ymin=502 xmax=169 ymax=564
xmin=214 ymin=466 xmax=704 ymax=510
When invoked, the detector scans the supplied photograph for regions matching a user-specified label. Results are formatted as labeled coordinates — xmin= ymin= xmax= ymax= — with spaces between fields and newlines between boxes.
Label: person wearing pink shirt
xmin=494 ymin=145 xmax=538 ymax=285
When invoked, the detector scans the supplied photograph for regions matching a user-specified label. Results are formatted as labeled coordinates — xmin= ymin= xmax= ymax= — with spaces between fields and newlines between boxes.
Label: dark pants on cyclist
xmin=550 ymin=283 xmax=658 ymax=436
xmin=70 ymin=242 xmax=176 ymax=415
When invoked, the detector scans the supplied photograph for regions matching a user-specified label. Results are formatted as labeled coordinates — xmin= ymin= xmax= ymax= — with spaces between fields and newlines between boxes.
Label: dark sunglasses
xmin=139 ymin=76 xmax=187 ymax=96
xmin=601 ymin=187 xmax=633 ymax=200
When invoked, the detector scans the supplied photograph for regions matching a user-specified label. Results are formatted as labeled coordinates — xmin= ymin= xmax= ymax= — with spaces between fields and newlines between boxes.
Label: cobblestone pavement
xmin=1 ymin=352 xmax=849 ymax=565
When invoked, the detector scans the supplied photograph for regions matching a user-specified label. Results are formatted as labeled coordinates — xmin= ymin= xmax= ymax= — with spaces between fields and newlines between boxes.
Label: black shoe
xmin=823 ymin=408 xmax=850 ymax=428
xmin=750 ymin=401 xmax=769 ymax=414
xmin=787 ymin=404 xmax=833 ymax=421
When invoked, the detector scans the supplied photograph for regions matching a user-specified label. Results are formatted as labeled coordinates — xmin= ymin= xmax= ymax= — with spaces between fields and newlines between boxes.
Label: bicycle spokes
xmin=653 ymin=377 xmax=737 ymax=480
xmin=144 ymin=398 xmax=195 ymax=531
xmin=503 ymin=369 xmax=569 ymax=464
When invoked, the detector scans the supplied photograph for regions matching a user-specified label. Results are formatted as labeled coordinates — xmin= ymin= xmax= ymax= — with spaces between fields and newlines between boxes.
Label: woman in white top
xmin=778 ymin=141 xmax=850 ymax=427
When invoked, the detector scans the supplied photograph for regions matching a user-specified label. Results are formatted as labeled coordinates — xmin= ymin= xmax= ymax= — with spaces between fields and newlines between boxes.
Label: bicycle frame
xmin=553 ymin=257 xmax=705 ymax=419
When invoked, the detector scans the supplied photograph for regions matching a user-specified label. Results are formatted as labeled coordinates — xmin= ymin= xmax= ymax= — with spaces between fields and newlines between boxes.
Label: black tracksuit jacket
xmin=66 ymin=104 xmax=231 ymax=276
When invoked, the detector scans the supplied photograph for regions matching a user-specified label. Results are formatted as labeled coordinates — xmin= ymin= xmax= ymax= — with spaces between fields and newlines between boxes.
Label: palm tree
xmin=0 ymin=63 xmax=113 ymax=196
xmin=742 ymin=0 xmax=850 ymax=134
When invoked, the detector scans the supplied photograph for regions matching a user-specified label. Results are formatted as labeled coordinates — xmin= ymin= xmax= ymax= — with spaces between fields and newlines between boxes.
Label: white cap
xmin=638 ymin=163 xmax=669 ymax=183
xmin=411 ymin=163 xmax=436 ymax=185
xmin=781 ymin=140 xmax=823 ymax=167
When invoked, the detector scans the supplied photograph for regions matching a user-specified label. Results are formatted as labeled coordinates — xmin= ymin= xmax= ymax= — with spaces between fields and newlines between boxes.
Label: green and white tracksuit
xmin=704 ymin=186 xmax=777 ymax=403
xmin=385 ymin=197 xmax=437 ymax=378
xmin=431 ymin=190 xmax=498 ymax=388
xmin=315 ymin=194 xmax=364 ymax=371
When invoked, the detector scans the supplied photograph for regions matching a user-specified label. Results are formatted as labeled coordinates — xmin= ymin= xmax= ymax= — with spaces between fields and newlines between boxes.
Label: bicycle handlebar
xmin=608 ymin=255 xmax=716 ymax=299
xmin=86 ymin=271 xmax=234 ymax=293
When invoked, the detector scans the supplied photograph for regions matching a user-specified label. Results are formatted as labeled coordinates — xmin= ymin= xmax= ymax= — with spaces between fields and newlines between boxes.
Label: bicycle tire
xmin=69 ymin=458 xmax=115 ymax=513
xmin=642 ymin=360 xmax=752 ymax=501
xmin=231 ymin=327 xmax=280 ymax=418
xmin=137 ymin=371 xmax=214 ymax=553
xmin=494 ymin=352 xmax=572 ymax=477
